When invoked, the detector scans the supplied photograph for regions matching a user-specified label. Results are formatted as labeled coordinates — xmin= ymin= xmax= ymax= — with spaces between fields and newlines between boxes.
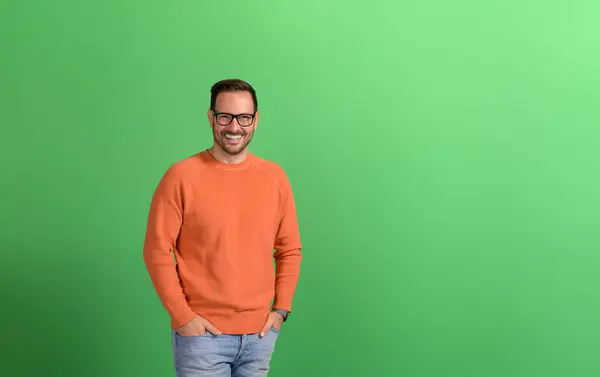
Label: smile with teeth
xmin=225 ymin=134 xmax=243 ymax=140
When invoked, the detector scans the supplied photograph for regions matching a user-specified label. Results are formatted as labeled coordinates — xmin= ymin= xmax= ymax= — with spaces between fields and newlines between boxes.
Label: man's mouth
xmin=224 ymin=133 xmax=243 ymax=140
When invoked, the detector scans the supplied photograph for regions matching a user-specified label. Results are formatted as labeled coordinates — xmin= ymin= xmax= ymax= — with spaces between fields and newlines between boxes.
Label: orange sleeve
xmin=143 ymin=165 xmax=197 ymax=330
xmin=272 ymin=172 xmax=303 ymax=312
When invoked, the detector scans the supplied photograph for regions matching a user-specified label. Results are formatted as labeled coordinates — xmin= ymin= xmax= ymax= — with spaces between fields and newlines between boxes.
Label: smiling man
xmin=143 ymin=79 xmax=303 ymax=377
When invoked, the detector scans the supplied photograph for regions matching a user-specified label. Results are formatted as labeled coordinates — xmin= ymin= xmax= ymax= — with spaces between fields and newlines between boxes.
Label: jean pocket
xmin=175 ymin=331 xmax=212 ymax=339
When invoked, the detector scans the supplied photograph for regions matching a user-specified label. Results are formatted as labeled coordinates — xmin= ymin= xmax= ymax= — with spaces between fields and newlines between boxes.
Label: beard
xmin=213 ymin=126 xmax=254 ymax=156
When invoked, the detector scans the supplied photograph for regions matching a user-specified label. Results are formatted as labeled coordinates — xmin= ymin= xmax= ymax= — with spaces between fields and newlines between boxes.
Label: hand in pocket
xmin=259 ymin=311 xmax=284 ymax=337
xmin=177 ymin=315 xmax=222 ymax=336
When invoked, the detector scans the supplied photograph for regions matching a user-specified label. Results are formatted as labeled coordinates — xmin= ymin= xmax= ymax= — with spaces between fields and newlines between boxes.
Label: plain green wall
xmin=1 ymin=1 xmax=600 ymax=376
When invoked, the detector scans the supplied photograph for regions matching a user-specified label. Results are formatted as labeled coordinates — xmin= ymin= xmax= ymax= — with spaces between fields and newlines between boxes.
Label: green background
xmin=1 ymin=0 xmax=599 ymax=376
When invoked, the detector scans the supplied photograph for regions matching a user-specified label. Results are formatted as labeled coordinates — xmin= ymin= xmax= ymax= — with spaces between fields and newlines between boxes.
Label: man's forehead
xmin=214 ymin=91 xmax=254 ymax=112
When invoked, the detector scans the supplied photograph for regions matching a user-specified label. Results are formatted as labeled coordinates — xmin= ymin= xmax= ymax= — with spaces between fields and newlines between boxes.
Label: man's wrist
xmin=272 ymin=308 xmax=289 ymax=322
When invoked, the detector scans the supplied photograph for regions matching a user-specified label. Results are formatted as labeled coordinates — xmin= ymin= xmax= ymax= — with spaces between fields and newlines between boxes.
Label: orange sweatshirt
xmin=143 ymin=150 xmax=303 ymax=334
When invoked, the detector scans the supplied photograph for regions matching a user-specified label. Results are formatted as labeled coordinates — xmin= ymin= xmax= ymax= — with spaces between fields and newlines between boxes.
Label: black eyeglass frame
xmin=211 ymin=110 xmax=256 ymax=127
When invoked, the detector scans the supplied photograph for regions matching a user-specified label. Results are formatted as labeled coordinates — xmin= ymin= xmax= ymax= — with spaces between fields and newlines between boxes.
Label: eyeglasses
xmin=211 ymin=110 xmax=256 ymax=127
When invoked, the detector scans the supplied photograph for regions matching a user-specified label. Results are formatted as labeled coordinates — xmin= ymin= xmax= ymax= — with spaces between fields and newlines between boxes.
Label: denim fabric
xmin=171 ymin=328 xmax=280 ymax=377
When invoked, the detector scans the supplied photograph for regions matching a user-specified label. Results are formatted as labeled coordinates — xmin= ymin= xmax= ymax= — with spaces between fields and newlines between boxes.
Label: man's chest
xmin=182 ymin=174 xmax=283 ymax=237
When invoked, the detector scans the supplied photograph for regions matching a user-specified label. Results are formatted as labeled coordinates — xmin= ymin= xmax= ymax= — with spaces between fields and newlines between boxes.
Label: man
xmin=143 ymin=79 xmax=303 ymax=377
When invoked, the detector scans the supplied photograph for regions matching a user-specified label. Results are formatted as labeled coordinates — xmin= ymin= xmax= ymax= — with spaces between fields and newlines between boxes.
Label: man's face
xmin=208 ymin=91 xmax=258 ymax=156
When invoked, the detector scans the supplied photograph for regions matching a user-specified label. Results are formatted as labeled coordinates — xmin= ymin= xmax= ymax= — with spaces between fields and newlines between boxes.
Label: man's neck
xmin=208 ymin=145 xmax=248 ymax=165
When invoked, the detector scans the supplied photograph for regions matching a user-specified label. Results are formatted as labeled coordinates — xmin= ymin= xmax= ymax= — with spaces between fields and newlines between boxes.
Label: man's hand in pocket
xmin=177 ymin=315 xmax=222 ymax=337
xmin=259 ymin=311 xmax=284 ymax=337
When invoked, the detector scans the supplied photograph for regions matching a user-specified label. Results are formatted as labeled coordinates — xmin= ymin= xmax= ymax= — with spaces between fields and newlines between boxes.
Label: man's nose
xmin=227 ymin=118 xmax=242 ymax=132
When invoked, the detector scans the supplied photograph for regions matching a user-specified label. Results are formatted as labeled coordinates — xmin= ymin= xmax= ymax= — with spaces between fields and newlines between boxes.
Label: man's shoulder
xmin=161 ymin=152 xmax=206 ymax=180
xmin=250 ymin=153 xmax=289 ymax=180
xmin=249 ymin=153 xmax=297 ymax=196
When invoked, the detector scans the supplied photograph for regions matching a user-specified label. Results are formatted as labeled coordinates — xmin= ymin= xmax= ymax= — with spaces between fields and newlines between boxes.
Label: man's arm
xmin=143 ymin=166 xmax=197 ymax=330
xmin=272 ymin=173 xmax=303 ymax=314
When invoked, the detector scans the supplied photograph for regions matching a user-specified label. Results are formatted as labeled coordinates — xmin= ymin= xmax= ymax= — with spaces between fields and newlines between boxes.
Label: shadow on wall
xmin=0 ymin=241 xmax=113 ymax=377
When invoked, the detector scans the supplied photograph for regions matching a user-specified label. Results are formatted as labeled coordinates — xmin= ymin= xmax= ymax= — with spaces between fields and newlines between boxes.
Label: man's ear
xmin=254 ymin=110 xmax=260 ymax=130
xmin=207 ymin=109 xmax=213 ymax=128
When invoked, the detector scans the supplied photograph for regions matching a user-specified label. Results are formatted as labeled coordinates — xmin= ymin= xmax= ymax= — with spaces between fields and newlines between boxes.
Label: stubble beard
xmin=213 ymin=127 xmax=254 ymax=156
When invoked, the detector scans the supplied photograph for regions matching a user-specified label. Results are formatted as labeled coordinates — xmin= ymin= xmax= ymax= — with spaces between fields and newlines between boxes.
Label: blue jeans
xmin=171 ymin=329 xmax=280 ymax=377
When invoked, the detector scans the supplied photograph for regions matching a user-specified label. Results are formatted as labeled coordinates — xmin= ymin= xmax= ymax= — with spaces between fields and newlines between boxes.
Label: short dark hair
xmin=210 ymin=79 xmax=258 ymax=112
